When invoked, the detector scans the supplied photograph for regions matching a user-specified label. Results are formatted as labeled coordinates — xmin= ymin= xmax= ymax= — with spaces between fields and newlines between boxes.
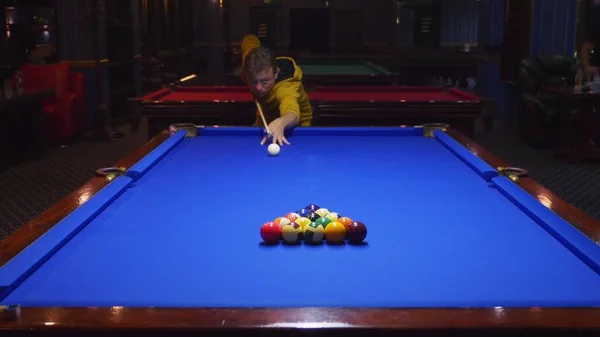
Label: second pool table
xmin=136 ymin=85 xmax=484 ymax=139
xmin=226 ymin=60 xmax=398 ymax=86
xmin=1 ymin=124 xmax=600 ymax=336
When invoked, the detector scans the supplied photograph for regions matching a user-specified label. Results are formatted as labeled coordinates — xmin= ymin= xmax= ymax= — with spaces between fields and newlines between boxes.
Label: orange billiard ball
xmin=337 ymin=217 xmax=354 ymax=230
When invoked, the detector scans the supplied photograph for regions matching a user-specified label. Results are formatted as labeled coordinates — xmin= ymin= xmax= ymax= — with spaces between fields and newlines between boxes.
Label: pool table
xmin=136 ymin=85 xmax=484 ymax=139
xmin=225 ymin=60 xmax=398 ymax=87
xmin=1 ymin=124 xmax=600 ymax=336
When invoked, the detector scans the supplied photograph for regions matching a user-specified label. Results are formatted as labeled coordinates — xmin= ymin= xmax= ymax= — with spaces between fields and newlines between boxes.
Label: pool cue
xmin=255 ymin=100 xmax=270 ymax=136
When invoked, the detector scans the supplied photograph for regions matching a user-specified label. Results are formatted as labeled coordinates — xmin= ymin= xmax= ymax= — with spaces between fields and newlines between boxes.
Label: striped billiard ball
xmin=304 ymin=222 xmax=325 ymax=244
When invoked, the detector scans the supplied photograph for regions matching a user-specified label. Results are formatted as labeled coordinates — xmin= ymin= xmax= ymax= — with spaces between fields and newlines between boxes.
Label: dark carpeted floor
xmin=1 ymin=117 xmax=599 ymax=240
xmin=476 ymin=121 xmax=600 ymax=220
xmin=0 ymin=120 xmax=148 ymax=239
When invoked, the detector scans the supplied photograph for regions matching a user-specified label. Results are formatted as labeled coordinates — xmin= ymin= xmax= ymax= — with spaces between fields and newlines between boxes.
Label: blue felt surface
xmin=3 ymin=127 xmax=600 ymax=308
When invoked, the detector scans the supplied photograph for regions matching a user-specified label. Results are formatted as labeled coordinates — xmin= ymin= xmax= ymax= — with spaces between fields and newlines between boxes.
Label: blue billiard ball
xmin=297 ymin=208 xmax=311 ymax=217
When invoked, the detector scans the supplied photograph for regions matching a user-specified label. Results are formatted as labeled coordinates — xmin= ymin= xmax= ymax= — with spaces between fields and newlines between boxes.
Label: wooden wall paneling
xmin=57 ymin=0 xmax=93 ymax=60
xmin=329 ymin=0 xmax=361 ymax=51
xmin=228 ymin=0 xmax=250 ymax=47
xmin=396 ymin=1 xmax=414 ymax=47
xmin=132 ymin=0 xmax=142 ymax=97
xmin=362 ymin=0 xmax=396 ymax=51
xmin=500 ymin=0 xmax=532 ymax=82
xmin=412 ymin=1 xmax=441 ymax=47
xmin=292 ymin=0 xmax=326 ymax=8
xmin=204 ymin=0 xmax=224 ymax=75
xmin=330 ymin=9 xmax=362 ymax=52
xmin=172 ymin=0 xmax=181 ymax=50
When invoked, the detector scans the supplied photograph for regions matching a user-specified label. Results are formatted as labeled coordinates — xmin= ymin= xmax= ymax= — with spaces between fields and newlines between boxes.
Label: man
xmin=241 ymin=34 xmax=313 ymax=146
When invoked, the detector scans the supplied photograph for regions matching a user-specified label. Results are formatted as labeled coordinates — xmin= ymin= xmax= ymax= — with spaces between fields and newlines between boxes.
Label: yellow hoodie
xmin=241 ymin=34 xmax=313 ymax=126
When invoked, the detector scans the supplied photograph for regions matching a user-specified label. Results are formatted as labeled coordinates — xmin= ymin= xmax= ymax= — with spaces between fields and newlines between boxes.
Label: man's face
xmin=247 ymin=66 xmax=279 ymax=98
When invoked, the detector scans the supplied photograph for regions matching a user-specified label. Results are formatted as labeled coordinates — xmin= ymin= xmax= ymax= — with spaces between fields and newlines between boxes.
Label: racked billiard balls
xmin=303 ymin=222 xmax=325 ymax=244
xmin=305 ymin=204 xmax=320 ymax=212
xmin=307 ymin=211 xmax=320 ymax=222
xmin=260 ymin=221 xmax=281 ymax=244
xmin=315 ymin=217 xmax=331 ymax=229
xmin=324 ymin=221 xmax=346 ymax=243
xmin=281 ymin=222 xmax=302 ymax=244
xmin=346 ymin=221 xmax=367 ymax=244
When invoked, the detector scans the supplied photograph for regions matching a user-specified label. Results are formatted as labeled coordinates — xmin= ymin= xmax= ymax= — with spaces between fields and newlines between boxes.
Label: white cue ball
xmin=267 ymin=143 xmax=280 ymax=156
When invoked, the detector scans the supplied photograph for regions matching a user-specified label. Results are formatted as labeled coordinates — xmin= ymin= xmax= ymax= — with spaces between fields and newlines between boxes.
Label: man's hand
xmin=585 ymin=66 xmax=599 ymax=77
xmin=261 ymin=117 xmax=290 ymax=145
xmin=260 ymin=113 xmax=298 ymax=146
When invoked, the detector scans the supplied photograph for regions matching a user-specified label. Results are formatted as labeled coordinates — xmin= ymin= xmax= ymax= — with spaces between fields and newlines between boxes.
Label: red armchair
xmin=21 ymin=62 xmax=86 ymax=144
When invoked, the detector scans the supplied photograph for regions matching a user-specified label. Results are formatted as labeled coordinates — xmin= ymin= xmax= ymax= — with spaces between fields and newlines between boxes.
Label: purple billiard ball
xmin=305 ymin=204 xmax=320 ymax=212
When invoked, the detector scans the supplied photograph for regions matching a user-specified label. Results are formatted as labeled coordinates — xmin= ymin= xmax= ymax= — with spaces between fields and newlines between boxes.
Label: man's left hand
xmin=261 ymin=117 xmax=291 ymax=146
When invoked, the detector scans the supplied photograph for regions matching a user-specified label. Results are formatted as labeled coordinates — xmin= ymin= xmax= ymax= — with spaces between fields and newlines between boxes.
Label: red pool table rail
xmin=139 ymin=86 xmax=253 ymax=103
xmin=138 ymin=85 xmax=480 ymax=104
xmin=135 ymin=85 xmax=485 ymax=140
xmin=1 ymin=127 xmax=600 ymax=335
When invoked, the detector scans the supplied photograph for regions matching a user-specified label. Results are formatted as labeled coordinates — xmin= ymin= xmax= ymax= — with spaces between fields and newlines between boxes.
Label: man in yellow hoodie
xmin=241 ymin=34 xmax=313 ymax=146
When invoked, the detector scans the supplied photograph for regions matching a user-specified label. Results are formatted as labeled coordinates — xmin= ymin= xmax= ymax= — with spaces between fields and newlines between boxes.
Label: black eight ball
xmin=307 ymin=211 xmax=320 ymax=222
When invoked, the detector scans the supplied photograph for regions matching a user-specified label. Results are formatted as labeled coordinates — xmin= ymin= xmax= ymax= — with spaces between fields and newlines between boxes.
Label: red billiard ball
xmin=260 ymin=221 xmax=281 ymax=244
xmin=346 ymin=221 xmax=367 ymax=244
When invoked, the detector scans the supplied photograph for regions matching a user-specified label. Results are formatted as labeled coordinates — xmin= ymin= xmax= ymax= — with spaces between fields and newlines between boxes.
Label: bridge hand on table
xmin=262 ymin=121 xmax=290 ymax=146
xmin=260 ymin=130 xmax=271 ymax=145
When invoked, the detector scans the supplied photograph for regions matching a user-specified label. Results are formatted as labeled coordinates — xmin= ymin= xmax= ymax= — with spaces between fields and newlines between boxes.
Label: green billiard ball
xmin=315 ymin=217 xmax=331 ymax=228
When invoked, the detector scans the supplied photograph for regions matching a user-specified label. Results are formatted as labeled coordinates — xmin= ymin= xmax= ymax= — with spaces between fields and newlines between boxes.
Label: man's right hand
xmin=585 ymin=66 xmax=599 ymax=77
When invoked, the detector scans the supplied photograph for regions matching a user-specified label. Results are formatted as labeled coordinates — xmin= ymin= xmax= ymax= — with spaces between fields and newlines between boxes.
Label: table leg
xmin=555 ymin=101 xmax=600 ymax=162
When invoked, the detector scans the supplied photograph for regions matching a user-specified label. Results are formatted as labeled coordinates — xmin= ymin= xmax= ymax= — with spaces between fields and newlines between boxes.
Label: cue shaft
xmin=255 ymin=100 xmax=270 ymax=135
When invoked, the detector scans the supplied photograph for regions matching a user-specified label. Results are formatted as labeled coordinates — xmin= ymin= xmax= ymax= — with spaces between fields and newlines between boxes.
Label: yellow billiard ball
xmin=295 ymin=217 xmax=311 ymax=231
xmin=324 ymin=221 xmax=346 ymax=243
xmin=281 ymin=222 xmax=302 ymax=244
xmin=315 ymin=208 xmax=330 ymax=217
xmin=325 ymin=212 xmax=339 ymax=222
